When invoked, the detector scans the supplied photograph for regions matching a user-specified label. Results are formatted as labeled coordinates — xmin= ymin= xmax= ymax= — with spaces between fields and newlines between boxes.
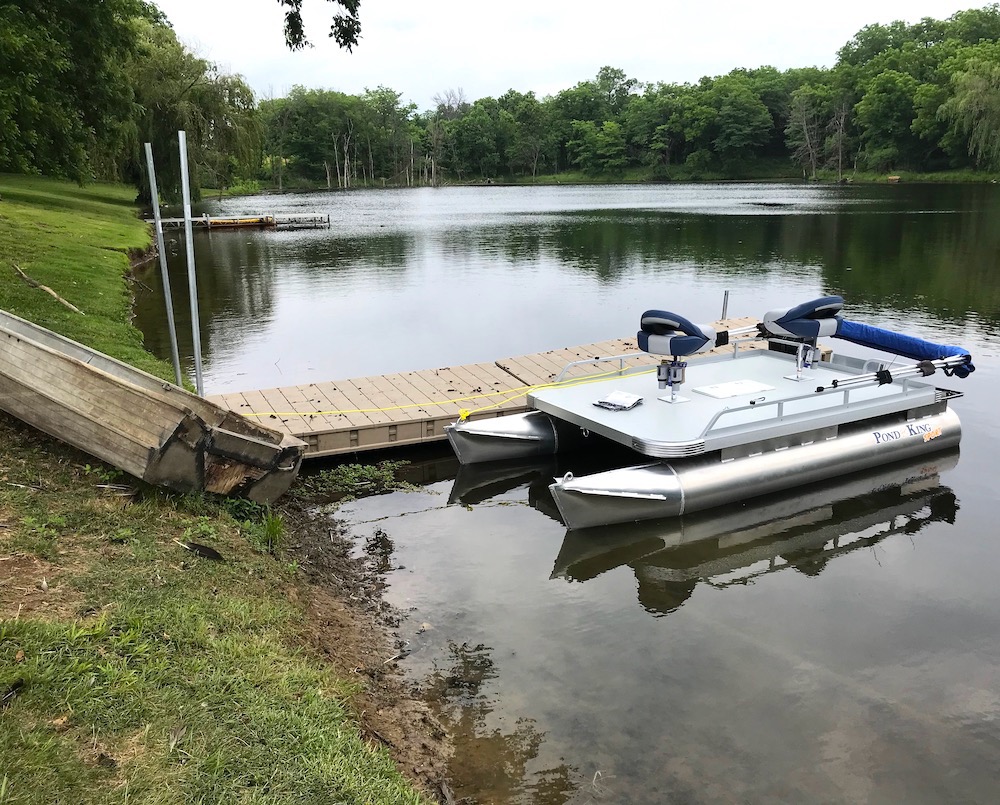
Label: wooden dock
xmin=155 ymin=213 xmax=331 ymax=230
xmin=207 ymin=317 xmax=759 ymax=459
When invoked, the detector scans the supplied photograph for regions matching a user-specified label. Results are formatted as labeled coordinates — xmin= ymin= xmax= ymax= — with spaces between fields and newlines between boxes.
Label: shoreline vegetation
xmin=0 ymin=174 xmax=448 ymax=804
xmin=203 ymin=165 xmax=1000 ymax=198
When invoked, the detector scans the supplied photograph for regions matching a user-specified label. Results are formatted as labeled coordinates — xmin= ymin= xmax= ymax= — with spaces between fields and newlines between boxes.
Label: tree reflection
xmin=422 ymin=640 xmax=576 ymax=803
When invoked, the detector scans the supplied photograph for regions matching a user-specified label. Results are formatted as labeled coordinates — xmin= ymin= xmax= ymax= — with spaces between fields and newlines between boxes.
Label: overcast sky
xmin=153 ymin=0 xmax=984 ymax=111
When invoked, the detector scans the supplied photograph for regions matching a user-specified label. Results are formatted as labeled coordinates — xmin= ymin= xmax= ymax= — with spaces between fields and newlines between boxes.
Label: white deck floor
xmin=529 ymin=348 xmax=940 ymax=458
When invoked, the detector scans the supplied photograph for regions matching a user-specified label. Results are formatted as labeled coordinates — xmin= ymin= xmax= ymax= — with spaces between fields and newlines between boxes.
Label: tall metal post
xmin=178 ymin=130 xmax=205 ymax=396
xmin=143 ymin=143 xmax=183 ymax=386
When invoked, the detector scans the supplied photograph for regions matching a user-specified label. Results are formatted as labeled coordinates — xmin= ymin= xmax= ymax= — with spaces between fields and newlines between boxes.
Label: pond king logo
xmin=872 ymin=422 xmax=943 ymax=444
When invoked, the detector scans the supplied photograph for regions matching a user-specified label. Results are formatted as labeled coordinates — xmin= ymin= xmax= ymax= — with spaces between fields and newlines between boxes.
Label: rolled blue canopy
xmin=835 ymin=319 xmax=975 ymax=378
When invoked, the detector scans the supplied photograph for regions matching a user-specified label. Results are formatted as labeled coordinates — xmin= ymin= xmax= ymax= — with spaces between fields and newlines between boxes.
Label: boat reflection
xmin=450 ymin=450 xmax=959 ymax=615
xmin=551 ymin=451 xmax=959 ymax=614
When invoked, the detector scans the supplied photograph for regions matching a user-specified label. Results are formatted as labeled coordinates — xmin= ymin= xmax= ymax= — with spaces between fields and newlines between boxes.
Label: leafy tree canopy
xmin=278 ymin=0 xmax=361 ymax=51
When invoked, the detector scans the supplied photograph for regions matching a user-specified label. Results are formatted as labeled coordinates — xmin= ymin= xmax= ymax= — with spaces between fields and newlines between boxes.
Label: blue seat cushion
xmin=638 ymin=310 xmax=716 ymax=357
xmin=761 ymin=296 xmax=844 ymax=339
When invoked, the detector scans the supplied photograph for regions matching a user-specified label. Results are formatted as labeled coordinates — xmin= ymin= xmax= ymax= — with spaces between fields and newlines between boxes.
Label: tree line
xmin=4 ymin=2 xmax=1000 ymax=198
xmin=267 ymin=5 xmax=1000 ymax=187
xmin=1 ymin=1 xmax=260 ymax=199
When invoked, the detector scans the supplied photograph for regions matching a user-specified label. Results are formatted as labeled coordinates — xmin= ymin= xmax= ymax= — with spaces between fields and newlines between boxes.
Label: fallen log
xmin=13 ymin=264 xmax=84 ymax=315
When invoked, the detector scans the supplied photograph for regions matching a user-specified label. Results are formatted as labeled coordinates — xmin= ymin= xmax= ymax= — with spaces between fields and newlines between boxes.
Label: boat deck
xmin=530 ymin=348 xmax=941 ymax=458
xmin=208 ymin=317 xmax=760 ymax=458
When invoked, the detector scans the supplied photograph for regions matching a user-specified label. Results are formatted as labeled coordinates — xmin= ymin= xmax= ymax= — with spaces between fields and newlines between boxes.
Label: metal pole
xmin=143 ymin=143 xmax=183 ymax=387
xmin=178 ymin=130 xmax=205 ymax=396
xmin=721 ymin=290 xmax=730 ymax=321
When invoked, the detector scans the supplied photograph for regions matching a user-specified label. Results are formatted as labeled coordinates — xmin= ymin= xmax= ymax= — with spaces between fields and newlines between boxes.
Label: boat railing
xmin=697 ymin=354 xmax=967 ymax=440
xmin=553 ymin=353 xmax=648 ymax=383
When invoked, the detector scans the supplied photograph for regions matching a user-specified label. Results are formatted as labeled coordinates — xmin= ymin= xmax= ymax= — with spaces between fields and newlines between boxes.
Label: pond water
xmin=135 ymin=183 xmax=1000 ymax=803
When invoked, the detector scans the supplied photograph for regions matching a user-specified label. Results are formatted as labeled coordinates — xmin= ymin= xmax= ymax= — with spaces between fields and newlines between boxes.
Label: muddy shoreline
xmin=278 ymin=497 xmax=457 ymax=802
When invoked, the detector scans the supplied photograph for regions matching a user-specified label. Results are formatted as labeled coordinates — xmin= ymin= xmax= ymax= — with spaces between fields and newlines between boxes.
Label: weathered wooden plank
xmin=353 ymin=374 xmax=417 ymax=423
xmin=376 ymin=373 xmax=441 ymax=421
xmin=1 ymin=310 xmax=304 ymax=503
xmin=308 ymin=381 xmax=375 ymax=429
xmin=340 ymin=379 xmax=394 ymax=425
xmin=496 ymin=353 xmax=554 ymax=387
xmin=390 ymin=370 xmax=458 ymax=417
xmin=0 ymin=338 xmax=182 ymax=444
xmin=265 ymin=385 xmax=328 ymax=433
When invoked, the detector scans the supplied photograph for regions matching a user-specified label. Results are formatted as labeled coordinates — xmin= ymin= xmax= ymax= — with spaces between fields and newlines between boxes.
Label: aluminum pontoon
xmin=446 ymin=297 xmax=974 ymax=529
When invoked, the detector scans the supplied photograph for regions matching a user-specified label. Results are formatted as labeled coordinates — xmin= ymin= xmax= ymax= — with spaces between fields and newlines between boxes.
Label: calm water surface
xmin=135 ymin=184 xmax=1000 ymax=803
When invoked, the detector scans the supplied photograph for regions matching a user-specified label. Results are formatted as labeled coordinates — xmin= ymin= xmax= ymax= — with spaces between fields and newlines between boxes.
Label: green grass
xmin=0 ymin=174 xmax=172 ymax=379
xmin=821 ymin=167 xmax=1000 ymax=183
xmin=0 ymin=415 xmax=425 ymax=805
xmin=0 ymin=175 xmax=428 ymax=804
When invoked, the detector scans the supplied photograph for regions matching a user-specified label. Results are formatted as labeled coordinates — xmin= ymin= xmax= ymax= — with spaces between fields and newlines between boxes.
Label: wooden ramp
xmin=208 ymin=317 xmax=758 ymax=459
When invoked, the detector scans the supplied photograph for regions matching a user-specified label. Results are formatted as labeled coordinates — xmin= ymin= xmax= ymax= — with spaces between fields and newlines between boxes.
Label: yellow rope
xmin=241 ymin=364 xmax=656 ymax=420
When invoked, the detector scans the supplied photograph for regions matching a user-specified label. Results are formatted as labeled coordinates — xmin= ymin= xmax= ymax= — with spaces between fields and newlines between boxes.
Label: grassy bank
xmin=0 ymin=175 xmax=170 ymax=378
xmin=0 ymin=174 xmax=429 ymax=803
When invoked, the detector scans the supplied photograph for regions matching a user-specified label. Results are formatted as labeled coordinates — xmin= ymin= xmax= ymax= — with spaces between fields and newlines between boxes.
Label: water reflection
xmin=450 ymin=451 xmax=960 ymax=618
xmin=347 ymin=446 xmax=978 ymax=803
xmin=552 ymin=453 xmax=959 ymax=616
xmin=423 ymin=641 xmax=576 ymax=803
xmin=132 ymin=183 xmax=1000 ymax=392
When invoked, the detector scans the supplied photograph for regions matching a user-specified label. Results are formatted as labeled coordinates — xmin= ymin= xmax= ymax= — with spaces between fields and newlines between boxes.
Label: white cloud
xmin=154 ymin=0 xmax=983 ymax=110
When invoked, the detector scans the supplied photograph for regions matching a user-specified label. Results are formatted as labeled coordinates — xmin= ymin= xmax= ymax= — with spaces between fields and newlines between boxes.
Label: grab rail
xmin=553 ymin=353 xmax=649 ymax=383
xmin=695 ymin=354 xmax=968 ymax=440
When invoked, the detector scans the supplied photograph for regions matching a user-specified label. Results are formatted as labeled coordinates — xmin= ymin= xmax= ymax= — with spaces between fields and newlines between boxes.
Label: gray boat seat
xmin=761 ymin=296 xmax=844 ymax=339
xmin=638 ymin=310 xmax=717 ymax=357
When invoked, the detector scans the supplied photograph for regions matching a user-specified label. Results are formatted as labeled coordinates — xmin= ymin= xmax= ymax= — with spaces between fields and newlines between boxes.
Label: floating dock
xmin=155 ymin=213 xmax=331 ymax=230
xmin=207 ymin=317 xmax=758 ymax=459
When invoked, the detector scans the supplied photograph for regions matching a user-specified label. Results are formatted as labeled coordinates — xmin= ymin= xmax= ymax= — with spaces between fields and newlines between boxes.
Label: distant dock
xmin=208 ymin=317 xmax=759 ymax=459
xmin=154 ymin=213 xmax=331 ymax=231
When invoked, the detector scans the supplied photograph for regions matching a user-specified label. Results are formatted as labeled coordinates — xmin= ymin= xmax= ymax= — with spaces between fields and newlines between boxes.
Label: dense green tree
xmin=566 ymin=120 xmax=601 ymax=174
xmin=837 ymin=20 xmax=914 ymax=67
xmin=259 ymin=96 xmax=292 ymax=190
xmin=0 ymin=0 xmax=145 ymax=181
xmin=277 ymin=87 xmax=362 ymax=186
xmin=595 ymin=66 xmax=639 ymax=118
xmin=363 ymin=86 xmax=419 ymax=183
xmin=548 ymin=78 xmax=611 ymax=171
xmin=125 ymin=16 xmax=261 ymax=199
xmin=447 ymin=99 xmax=510 ymax=178
xmin=499 ymin=90 xmax=554 ymax=178
xmin=940 ymin=57 xmax=1000 ymax=170
xmin=710 ymin=75 xmax=774 ymax=164
xmin=623 ymin=83 xmax=689 ymax=173
xmin=854 ymin=70 xmax=921 ymax=169
xmin=595 ymin=121 xmax=628 ymax=173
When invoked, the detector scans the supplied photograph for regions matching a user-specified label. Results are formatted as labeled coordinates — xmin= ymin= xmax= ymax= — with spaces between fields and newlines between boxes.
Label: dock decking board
xmin=208 ymin=318 xmax=760 ymax=459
